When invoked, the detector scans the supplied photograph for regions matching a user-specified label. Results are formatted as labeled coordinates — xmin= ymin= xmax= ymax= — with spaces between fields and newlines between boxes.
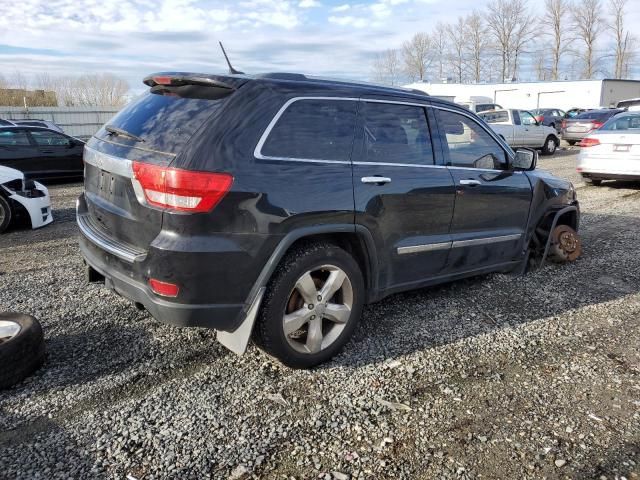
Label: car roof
xmin=0 ymin=125 xmax=65 ymax=135
xmin=145 ymin=71 xmax=455 ymax=105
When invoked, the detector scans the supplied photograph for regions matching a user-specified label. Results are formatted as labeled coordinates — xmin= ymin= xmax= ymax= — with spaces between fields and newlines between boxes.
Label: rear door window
xmin=362 ymin=102 xmax=434 ymax=165
xmin=260 ymin=99 xmax=357 ymax=161
xmin=0 ymin=130 xmax=30 ymax=146
xmin=30 ymin=130 xmax=71 ymax=146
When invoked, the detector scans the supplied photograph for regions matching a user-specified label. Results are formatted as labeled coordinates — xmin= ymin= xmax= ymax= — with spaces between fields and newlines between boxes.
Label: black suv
xmin=78 ymin=72 xmax=580 ymax=368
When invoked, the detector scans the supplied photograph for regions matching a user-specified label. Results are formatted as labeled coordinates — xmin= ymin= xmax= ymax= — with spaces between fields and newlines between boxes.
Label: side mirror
xmin=512 ymin=148 xmax=537 ymax=171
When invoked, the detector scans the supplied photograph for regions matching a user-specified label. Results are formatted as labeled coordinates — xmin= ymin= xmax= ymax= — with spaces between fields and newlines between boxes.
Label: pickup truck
xmin=479 ymin=109 xmax=560 ymax=155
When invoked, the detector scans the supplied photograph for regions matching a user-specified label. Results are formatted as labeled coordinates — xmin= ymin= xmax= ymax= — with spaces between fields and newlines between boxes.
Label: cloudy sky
xmin=1 ymin=0 xmax=639 ymax=91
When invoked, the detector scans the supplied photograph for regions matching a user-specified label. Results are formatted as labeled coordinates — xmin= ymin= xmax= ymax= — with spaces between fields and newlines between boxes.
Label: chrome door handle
xmin=459 ymin=179 xmax=481 ymax=186
xmin=361 ymin=176 xmax=391 ymax=185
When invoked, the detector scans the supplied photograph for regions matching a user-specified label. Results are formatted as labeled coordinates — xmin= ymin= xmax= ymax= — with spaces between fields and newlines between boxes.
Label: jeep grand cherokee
xmin=77 ymin=72 xmax=580 ymax=368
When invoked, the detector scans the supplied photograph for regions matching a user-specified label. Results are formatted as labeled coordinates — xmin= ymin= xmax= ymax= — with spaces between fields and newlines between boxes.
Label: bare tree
xmin=534 ymin=49 xmax=552 ymax=80
xmin=465 ymin=11 xmax=489 ymax=83
xmin=542 ymin=0 xmax=573 ymax=80
xmin=609 ymin=0 xmax=635 ymax=78
xmin=572 ymin=0 xmax=603 ymax=78
xmin=486 ymin=0 xmax=518 ymax=82
xmin=32 ymin=72 xmax=129 ymax=107
xmin=371 ymin=49 xmax=403 ymax=86
xmin=509 ymin=0 xmax=537 ymax=81
xmin=447 ymin=17 xmax=468 ymax=83
xmin=432 ymin=22 xmax=449 ymax=81
xmin=402 ymin=33 xmax=434 ymax=82
xmin=7 ymin=71 xmax=28 ymax=90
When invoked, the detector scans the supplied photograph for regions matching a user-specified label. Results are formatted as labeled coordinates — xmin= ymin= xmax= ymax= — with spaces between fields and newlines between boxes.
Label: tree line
xmin=0 ymin=72 xmax=129 ymax=107
xmin=372 ymin=0 xmax=636 ymax=85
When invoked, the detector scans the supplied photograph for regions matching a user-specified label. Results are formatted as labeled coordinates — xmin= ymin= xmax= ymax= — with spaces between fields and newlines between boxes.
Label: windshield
xmin=601 ymin=114 xmax=640 ymax=131
xmin=574 ymin=110 xmax=618 ymax=121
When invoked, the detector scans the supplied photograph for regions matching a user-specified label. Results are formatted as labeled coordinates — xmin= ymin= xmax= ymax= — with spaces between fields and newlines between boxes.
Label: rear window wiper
xmin=105 ymin=125 xmax=145 ymax=143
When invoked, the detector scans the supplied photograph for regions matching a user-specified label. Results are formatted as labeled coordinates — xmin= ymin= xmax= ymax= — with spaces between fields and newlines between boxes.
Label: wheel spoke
xmin=283 ymin=308 xmax=313 ymax=335
xmin=323 ymin=303 xmax=350 ymax=324
xmin=295 ymin=272 xmax=318 ymax=304
xmin=305 ymin=317 xmax=324 ymax=353
xmin=319 ymin=270 xmax=346 ymax=301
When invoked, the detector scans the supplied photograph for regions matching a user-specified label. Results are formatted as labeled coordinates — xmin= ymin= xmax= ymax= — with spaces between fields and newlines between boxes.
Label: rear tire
xmin=541 ymin=136 xmax=558 ymax=155
xmin=0 ymin=196 xmax=12 ymax=234
xmin=0 ymin=312 xmax=45 ymax=389
xmin=253 ymin=242 xmax=365 ymax=368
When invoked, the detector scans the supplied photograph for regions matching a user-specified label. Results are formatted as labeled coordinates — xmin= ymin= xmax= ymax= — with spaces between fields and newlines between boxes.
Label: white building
xmin=405 ymin=79 xmax=640 ymax=111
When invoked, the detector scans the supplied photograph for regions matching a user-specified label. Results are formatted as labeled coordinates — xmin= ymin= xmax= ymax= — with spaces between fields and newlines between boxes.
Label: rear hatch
xmin=81 ymin=73 xmax=246 ymax=252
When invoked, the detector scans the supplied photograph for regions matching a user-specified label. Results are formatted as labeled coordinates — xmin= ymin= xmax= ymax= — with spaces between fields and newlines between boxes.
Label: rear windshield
xmin=479 ymin=111 xmax=509 ymax=123
xmin=574 ymin=110 xmax=618 ymax=121
xmin=601 ymin=115 xmax=640 ymax=130
xmin=101 ymin=91 xmax=224 ymax=154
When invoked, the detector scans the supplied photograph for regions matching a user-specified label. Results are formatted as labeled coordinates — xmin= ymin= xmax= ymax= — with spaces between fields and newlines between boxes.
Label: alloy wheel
xmin=283 ymin=265 xmax=353 ymax=354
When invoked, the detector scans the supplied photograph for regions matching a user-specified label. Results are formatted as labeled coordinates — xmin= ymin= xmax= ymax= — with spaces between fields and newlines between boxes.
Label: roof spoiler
xmin=143 ymin=73 xmax=248 ymax=100
xmin=143 ymin=74 xmax=236 ymax=90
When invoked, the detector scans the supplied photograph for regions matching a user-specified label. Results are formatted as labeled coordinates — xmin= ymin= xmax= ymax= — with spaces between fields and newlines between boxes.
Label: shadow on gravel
xmin=0 ymin=208 xmax=79 ymax=249
xmin=0 ymin=411 xmax=100 ymax=478
xmin=573 ymin=442 xmax=640 ymax=479
xmin=328 ymin=212 xmax=640 ymax=369
xmin=0 ymin=322 xmax=153 ymax=403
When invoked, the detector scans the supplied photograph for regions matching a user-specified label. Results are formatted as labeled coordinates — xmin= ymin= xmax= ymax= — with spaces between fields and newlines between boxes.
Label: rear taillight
xmin=535 ymin=115 xmax=544 ymax=123
xmin=592 ymin=121 xmax=604 ymax=129
xmin=149 ymin=278 xmax=179 ymax=297
xmin=580 ymin=137 xmax=600 ymax=147
xmin=561 ymin=120 xmax=567 ymax=129
xmin=132 ymin=162 xmax=233 ymax=213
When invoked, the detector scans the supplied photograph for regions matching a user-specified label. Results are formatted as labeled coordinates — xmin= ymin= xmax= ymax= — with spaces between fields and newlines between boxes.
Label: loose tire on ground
xmin=253 ymin=242 xmax=365 ymax=368
xmin=0 ymin=312 xmax=45 ymax=389
xmin=0 ymin=195 xmax=12 ymax=234
xmin=548 ymin=225 xmax=582 ymax=263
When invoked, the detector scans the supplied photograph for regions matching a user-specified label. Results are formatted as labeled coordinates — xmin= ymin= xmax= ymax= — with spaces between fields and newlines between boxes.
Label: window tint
xmin=261 ymin=99 xmax=357 ymax=161
xmin=30 ymin=130 xmax=70 ymax=146
xmin=362 ymin=102 xmax=433 ymax=165
xmin=437 ymin=109 xmax=507 ymax=170
xmin=103 ymin=91 xmax=225 ymax=154
xmin=0 ymin=130 xmax=30 ymax=146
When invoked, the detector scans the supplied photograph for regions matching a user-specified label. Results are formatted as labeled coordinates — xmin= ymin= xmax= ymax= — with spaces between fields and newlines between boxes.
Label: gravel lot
xmin=1 ymin=147 xmax=639 ymax=479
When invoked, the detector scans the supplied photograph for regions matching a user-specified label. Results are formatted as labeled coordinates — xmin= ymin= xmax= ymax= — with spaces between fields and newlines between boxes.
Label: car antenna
xmin=219 ymin=41 xmax=244 ymax=75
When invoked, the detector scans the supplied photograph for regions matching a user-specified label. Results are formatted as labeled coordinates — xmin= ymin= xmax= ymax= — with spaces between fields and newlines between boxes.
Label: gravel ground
xmin=1 ymin=148 xmax=639 ymax=479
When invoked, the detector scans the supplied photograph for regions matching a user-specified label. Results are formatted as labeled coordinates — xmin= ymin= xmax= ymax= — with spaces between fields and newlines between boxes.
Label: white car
xmin=577 ymin=112 xmax=640 ymax=186
xmin=479 ymin=109 xmax=560 ymax=155
xmin=0 ymin=166 xmax=53 ymax=233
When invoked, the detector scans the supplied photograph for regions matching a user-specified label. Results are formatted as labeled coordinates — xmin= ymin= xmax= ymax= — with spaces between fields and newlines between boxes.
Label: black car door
xmin=27 ymin=129 xmax=82 ymax=179
xmin=433 ymin=107 xmax=532 ymax=271
xmin=0 ymin=128 xmax=40 ymax=175
xmin=352 ymin=99 xmax=456 ymax=292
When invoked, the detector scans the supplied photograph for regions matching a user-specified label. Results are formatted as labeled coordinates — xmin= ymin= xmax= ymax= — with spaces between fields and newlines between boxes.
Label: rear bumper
xmin=76 ymin=192 xmax=277 ymax=332
xmin=580 ymin=172 xmax=640 ymax=181
xmin=79 ymin=237 xmax=246 ymax=331
xmin=562 ymin=132 xmax=590 ymax=141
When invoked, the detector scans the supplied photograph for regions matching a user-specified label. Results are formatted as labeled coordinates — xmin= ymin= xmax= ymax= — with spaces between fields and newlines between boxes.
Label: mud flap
xmin=216 ymin=288 xmax=265 ymax=355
